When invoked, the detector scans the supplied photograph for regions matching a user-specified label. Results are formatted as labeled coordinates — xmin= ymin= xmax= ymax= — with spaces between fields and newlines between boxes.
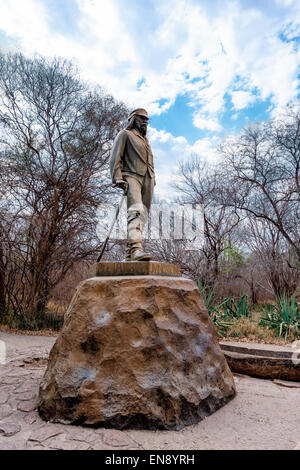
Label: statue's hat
xmin=128 ymin=108 xmax=148 ymax=121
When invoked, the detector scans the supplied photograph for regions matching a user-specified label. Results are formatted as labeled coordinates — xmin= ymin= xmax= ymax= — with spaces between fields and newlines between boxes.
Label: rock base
xmin=38 ymin=275 xmax=236 ymax=430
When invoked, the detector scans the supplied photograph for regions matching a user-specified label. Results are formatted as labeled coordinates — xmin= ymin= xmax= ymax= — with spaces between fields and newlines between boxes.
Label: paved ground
xmin=0 ymin=331 xmax=299 ymax=450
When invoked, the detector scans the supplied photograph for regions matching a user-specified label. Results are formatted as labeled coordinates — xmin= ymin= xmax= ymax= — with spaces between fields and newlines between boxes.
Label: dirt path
xmin=0 ymin=331 xmax=299 ymax=450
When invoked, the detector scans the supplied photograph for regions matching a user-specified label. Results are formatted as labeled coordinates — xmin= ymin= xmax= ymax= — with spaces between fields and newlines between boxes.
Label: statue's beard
xmin=140 ymin=126 xmax=147 ymax=137
xmin=133 ymin=121 xmax=147 ymax=137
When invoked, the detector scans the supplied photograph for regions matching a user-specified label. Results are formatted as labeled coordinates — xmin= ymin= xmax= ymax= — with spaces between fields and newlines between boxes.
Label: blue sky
xmin=0 ymin=0 xmax=300 ymax=199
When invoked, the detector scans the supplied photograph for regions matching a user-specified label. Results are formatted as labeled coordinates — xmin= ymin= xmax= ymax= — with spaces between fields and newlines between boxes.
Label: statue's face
xmin=134 ymin=114 xmax=148 ymax=136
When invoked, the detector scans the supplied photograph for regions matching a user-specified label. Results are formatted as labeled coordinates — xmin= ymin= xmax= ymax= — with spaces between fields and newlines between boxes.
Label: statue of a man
xmin=110 ymin=108 xmax=155 ymax=261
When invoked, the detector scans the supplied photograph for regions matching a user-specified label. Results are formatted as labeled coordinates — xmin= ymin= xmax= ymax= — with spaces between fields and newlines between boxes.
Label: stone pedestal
xmin=89 ymin=261 xmax=181 ymax=277
xmin=38 ymin=266 xmax=236 ymax=430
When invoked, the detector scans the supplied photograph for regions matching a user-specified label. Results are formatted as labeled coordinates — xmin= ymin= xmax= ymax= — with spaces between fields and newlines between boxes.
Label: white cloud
xmin=231 ymin=90 xmax=257 ymax=110
xmin=0 ymin=0 xmax=299 ymax=126
xmin=193 ymin=113 xmax=222 ymax=132
xmin=1 ymin=0 xmax=300 ymax=199
xmin=0 ymin=0 xmax=46 ymax=39
xmin=148 ymin=126 xmax=218 ymax=201
xmin=275 ymin=0 xmax=296 ymax=6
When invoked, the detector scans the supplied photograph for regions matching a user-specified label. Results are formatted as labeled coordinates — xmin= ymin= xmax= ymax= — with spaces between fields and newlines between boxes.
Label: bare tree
xmin=146 ymin=238 xmax=205 ymax=280
xmin=219 ymin=105 xmax=300 ymax=263
xmin=0 ymin=52 xmax=128 ymax=316
xmin=0 ymin=219 xmax=6 ymax=313
xmin=245 ymin=218 xmax=300 ymax=298
xmin=172 ymin=156 xmax=242 ymax=285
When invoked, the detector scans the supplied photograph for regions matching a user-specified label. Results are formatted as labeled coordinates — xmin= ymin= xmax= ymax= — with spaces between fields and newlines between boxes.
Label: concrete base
xmin=220 ymin=341 xmax=300 ymax=381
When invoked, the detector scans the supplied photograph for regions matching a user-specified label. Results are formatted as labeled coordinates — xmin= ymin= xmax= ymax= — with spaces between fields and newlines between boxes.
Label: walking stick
xmin=96 ymin=188 xmax=127 ymax=263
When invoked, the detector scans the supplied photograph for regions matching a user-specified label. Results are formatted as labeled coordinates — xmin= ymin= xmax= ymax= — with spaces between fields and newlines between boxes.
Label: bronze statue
xmin=110 ymin=108 xmax=155 ymax=261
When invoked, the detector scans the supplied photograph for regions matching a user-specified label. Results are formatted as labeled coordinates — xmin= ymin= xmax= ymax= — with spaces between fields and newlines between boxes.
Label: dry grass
xmin=0 ymin=324 xmax=59 ymax=337
xmin=224 ymin=317 xmax=280 ymax=343
xmin=46 ymin=300 xmax=68 ymax=316
xmin=221 ymin=317 xmax=299 ymax=344
xmin=251 ymin=311 xmax=263 ymax=321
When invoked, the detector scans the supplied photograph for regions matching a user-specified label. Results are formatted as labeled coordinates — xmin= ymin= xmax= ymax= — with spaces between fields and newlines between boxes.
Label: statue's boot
xmin=127 ymin=211 xmax=152 ymax=261
xmin=124 ymin=245 xmax=132 ymax=261
xmin=130 ymin=247 xmax=152 ymax=261
xmin=125 ymin=242 xmax=152 ymax=261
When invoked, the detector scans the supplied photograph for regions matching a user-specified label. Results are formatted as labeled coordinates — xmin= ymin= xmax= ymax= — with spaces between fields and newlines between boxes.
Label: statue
xmin=39 ymin=112 xmax=236 ymax=431
xmin=110 ymin=108 xmax=155 ymax=261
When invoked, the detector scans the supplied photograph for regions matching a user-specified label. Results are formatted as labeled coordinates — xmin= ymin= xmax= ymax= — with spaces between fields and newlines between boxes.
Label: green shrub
xmin=221 ymin=294 xmax=251 ymax=319
xmin=197 ymin=282 xmax=252 ymax=336
xmin=259 ymin=294 xmax=300 ymax=340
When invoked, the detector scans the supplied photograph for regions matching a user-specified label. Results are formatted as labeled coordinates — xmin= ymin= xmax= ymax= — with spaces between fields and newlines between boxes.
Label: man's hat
xmin=128 ymin=108 xmax=148 ymax=121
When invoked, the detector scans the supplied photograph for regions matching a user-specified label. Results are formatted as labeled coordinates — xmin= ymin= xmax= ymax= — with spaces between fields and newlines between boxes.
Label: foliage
xmin=221 ymin=294 xmax=251 ymax=319
xmin=198 ymin=280 xmax=300 ymax=341
xmin=0 ymin=309 xmax=64 ymax=331
xmin=220 ymin=237 xmax=246 ymax=275
xmin=197 ymin=281 xmax=219 ymax=315
xmin=197 ymin=281 xmax=252 ymax=336
xmin=259 ymin=294 xmax=300 ymax=340
xmin=198 ymin=281 xmax=251 ymax=318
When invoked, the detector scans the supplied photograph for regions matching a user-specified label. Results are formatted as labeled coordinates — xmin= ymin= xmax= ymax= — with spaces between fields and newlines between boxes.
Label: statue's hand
xmin=113 ymin=179 xmax=129 ymax=194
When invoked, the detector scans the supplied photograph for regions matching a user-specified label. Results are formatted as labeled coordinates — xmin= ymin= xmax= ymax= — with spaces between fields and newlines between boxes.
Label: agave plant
xmin=259 ymin=294 xmax=300 ymax=340
xmin=218 ymin=294 xmax=251 ymax=319
xmin=197 ymin=281 xmax=219 ymax=315
xmin=197 ymin=282 xmax=250 ymax=336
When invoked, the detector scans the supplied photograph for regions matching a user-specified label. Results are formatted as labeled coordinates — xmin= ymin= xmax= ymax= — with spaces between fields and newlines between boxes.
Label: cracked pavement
xmin=0 ymin=331 xmax=299 ymax=450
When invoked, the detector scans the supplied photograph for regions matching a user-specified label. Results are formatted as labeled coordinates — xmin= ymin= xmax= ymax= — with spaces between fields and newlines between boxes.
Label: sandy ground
xmin=0 ymin=331 xmax=299 ymax=450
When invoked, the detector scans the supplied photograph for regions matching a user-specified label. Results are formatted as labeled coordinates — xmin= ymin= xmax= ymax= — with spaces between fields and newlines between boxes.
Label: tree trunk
xmin=250 ymin=280 xmax=258 ymax=305
xmin=213 ymin=251 xmax=219 ymax=280
xmin=0 ymin=240 xmax=6 ymax=314
xmin=0 ymin=271 xmax=6 ymax=314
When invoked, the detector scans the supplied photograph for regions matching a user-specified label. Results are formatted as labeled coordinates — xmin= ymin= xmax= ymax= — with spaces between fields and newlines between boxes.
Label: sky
xmin=0 ymin=0 xmax=300 ymax=200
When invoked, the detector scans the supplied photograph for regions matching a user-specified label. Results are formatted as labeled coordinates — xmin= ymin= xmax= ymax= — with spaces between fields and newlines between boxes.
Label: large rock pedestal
xmin=38 ymin=273 xmax=236 ymax=430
